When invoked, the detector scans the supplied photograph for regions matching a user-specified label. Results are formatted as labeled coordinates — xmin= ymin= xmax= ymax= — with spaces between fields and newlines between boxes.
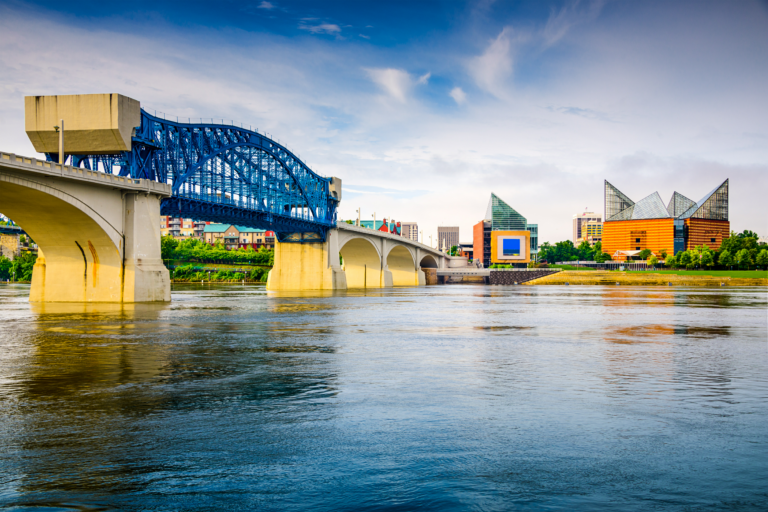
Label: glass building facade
xmin=483 ymin=193 xmax=538 ymax=257
xmin=603 ymin=179 xmax=730 ymax=260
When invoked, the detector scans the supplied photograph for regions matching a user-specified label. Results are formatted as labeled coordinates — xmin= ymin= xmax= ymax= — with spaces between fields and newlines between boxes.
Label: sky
xmin=1 ymin=0 xmax=766 ymax=244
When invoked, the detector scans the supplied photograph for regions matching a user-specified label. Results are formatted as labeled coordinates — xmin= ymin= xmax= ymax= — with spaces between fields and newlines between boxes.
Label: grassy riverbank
xmin=527 ymin=270 xmax=768 ymax=286
xmin=624 ymin=270 xmax=767 ymax=278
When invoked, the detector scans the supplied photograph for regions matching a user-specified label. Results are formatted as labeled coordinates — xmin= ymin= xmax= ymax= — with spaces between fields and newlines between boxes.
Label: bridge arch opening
xmin=420 ymin=254 xmax=438 ymax=269
xmin=339 ymin=238 xmax=381 ymax=289
xmin=387 ymin=245 xmax=416 ymax=286
xmin=0 ymin=179 xmax=123 ymax=302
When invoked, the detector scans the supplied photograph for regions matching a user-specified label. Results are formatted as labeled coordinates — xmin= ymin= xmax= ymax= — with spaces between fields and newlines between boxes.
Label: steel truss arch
xmin=46 ymin=110 xmax=339 ymax=239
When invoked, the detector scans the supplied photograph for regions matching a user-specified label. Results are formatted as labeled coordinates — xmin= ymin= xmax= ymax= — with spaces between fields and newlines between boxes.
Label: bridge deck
xmin=0 ymin=152 xmax=171 ymax=195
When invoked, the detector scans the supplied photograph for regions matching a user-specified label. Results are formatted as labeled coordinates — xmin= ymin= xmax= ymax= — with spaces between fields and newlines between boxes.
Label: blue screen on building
xmin=502 ymin=238 xmax=520 ymax=256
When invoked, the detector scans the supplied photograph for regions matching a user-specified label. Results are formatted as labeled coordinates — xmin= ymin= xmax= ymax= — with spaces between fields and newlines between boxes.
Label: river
xmin=0 ymin=283 xmax=766 ymax=511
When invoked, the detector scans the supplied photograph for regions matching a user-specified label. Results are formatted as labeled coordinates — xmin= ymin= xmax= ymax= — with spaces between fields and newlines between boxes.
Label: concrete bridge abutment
xmin=0 ymin=153 xmax=171 ymax=302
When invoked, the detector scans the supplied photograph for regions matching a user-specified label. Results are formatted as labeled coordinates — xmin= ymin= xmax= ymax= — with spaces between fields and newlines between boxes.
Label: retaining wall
xmin=490 ymin=269 xmax=560 ymax=285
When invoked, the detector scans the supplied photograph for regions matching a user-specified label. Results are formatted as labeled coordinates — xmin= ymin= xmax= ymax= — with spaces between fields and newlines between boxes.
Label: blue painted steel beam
xmin=46 ymin=110 xmax=339 ymax=241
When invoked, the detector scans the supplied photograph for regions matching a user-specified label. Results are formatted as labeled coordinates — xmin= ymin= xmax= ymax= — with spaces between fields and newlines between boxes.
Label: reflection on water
xmin=0 ymin=283 xmax=766 ymax=511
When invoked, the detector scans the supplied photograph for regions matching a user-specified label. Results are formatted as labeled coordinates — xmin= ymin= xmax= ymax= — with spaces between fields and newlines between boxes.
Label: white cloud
xmin=298 ymin=22 xmax=341 ymax=35
xmin=467 ymin=27 xmax=514 ymax=99
xmin=449 ymin=87 xmax=466 ymax=105
xmin=365 ymin=68 xmax=427 ymax=102
xmin=359 ymin=34 xmax=370 ymax=40
xmin=542 ymin=0 xmax=606 ymax=47
xmin=257 ymin=1 xmax=275 ymax=10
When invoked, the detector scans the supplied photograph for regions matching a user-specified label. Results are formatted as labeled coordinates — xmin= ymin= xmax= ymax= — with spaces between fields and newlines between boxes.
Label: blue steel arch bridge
xmin=45 ymin=110 xmax=340 ymax=242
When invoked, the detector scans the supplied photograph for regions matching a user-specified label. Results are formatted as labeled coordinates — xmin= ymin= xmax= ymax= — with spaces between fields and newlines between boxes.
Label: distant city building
xmin=0 ymin=232 xmax=20 ymax=258
xmin=473 ymin=220 xmax=492 ymax=266
xmin=458 ymin=243 xmax=474 ymax=259
xmin=473 ymin=193 xmax=538 ymax=267
xmin=582 ymin=220 xmax=603 ymax=246
xmin=160 ymin=216 xmax=210 ymax=239
xmin=359 ymin=219 xmax=401 ymax=234
xmin=603 ymin=180 xmax=729 ymax=261
xmin=438 ymin=226 xmax=459 ymax=251
xmin=204 ymin=224 xmax=275 ymax=251
xmin=401 ymin=222 xmax=418 ymax=242
xmin=573 ymin=211 xmax=602 ymax=245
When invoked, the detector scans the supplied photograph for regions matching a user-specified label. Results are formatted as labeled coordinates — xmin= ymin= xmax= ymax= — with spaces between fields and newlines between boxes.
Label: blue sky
xmin=1 ymin=0 xmax=766 ymax=243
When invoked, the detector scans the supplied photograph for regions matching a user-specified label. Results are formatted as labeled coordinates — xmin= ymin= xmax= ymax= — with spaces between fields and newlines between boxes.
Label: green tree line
xmin=162 ymin=236 xmax=274 ymax=266
xmin=663 ymin=231 xmax=767 ymax=270
xmin=538 ymin=230 xmax=767 ymax=270
xmin=0 ymin=251 xmax=37 ymax=281
xmin=538 ymin=240 xmax=613 ymax=264
xmin=171 ymin=264 xmax=269 ymax=282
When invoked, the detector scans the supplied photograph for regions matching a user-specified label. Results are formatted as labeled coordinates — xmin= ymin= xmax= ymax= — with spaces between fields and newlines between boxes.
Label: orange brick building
xmin=603 ymin=180 xmax=729 ymax=261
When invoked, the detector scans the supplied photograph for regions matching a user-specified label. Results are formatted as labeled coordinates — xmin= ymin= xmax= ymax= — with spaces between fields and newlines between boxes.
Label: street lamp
xmin=53 ymin=119 xmax=64 ymax=164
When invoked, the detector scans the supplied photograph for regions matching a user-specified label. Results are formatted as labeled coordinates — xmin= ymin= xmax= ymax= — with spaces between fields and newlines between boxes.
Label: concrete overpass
xmin=267 ymin=223 xmax=453 ymax=290
xmin=0 ymin=151 xmax=170 ymax=302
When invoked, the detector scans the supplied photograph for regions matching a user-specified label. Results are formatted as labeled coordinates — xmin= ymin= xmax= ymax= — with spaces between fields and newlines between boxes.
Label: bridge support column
xmin=122 ymin=193 xmax=171 ymax=302
xmin=267 ymin=232 xmax=347 ymax=291
xmin=380 ymin=238 xmax=393 ymax=288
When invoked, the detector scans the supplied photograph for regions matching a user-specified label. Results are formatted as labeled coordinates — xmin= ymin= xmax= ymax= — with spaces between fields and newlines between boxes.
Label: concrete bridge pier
xmin=267 ymin=230 xmax=347 ymax=291
xmin=267 ymin=223 xmax=447 ymax=291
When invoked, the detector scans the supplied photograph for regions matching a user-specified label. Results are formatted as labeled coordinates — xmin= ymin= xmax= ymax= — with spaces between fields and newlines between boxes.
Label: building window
xmin=710 ymin=238 xmax=716 ymax=243
xmin=636 ymin=247 xmax=641 ymax=250
xmin=635 ymin=238 xmax=641 ymax=243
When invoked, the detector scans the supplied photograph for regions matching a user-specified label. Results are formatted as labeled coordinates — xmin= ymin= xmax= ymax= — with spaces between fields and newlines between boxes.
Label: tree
xmin=756 ymin=249 xmax=768 ymax=269
xmin=720 ymin=231 xmax=758 ymax=256
xmin=161 ymin=235 xmax=179 ymax=261
xmin=665 ymin=254 xmax=677 ymax=268
xmin=449 ymin=245 xmax=459 ymax=256
xmin=648 ymin=255 xmax=658 ymax=269
xmin=660 ymin=248 xmax=668 ymax=260
xmin=0 ymin=255 xmax=12 ymax=280
xmin=718 ymin=250 xmax=733 ymax=269
xmin=577 ymin=240 xmax=593 ymax=261
xmin=595 ymin=251 xmax=612 ymax=263
xmin=736 ymin=248 xmax=752 ymax=269
xmin=679 ymin=251 xmax=693 ymax=269
xmin=638 ymin=249 xmax=652 ymax=260
xmin=700 ymin=251 xmax=714 ymax=269
xmin=10 ymin=251 xmax=36 ymax=281
xmin=737 ymin=230 xmax=759 ymax=239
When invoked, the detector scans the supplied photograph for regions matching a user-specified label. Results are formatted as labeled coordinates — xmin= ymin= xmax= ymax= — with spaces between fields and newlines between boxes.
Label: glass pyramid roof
xmin=679 ymin=179 xmax=729 ymax=221
xmin=606 ymin=180 xmax=729 ymax=221
xmin=630 ymin=192 xmax=671 ymax=220
xmin=487 ymin=193 xmax=527 ymax=231
xmin=666 ymin=192 xmax=696 ymax=218
xmin=604 ymin=181 xmax=635 ymax=221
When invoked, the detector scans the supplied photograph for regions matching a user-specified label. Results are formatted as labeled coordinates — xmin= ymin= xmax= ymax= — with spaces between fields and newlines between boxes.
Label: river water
xmin=0 ymin=283 xmax=766 ymax=511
